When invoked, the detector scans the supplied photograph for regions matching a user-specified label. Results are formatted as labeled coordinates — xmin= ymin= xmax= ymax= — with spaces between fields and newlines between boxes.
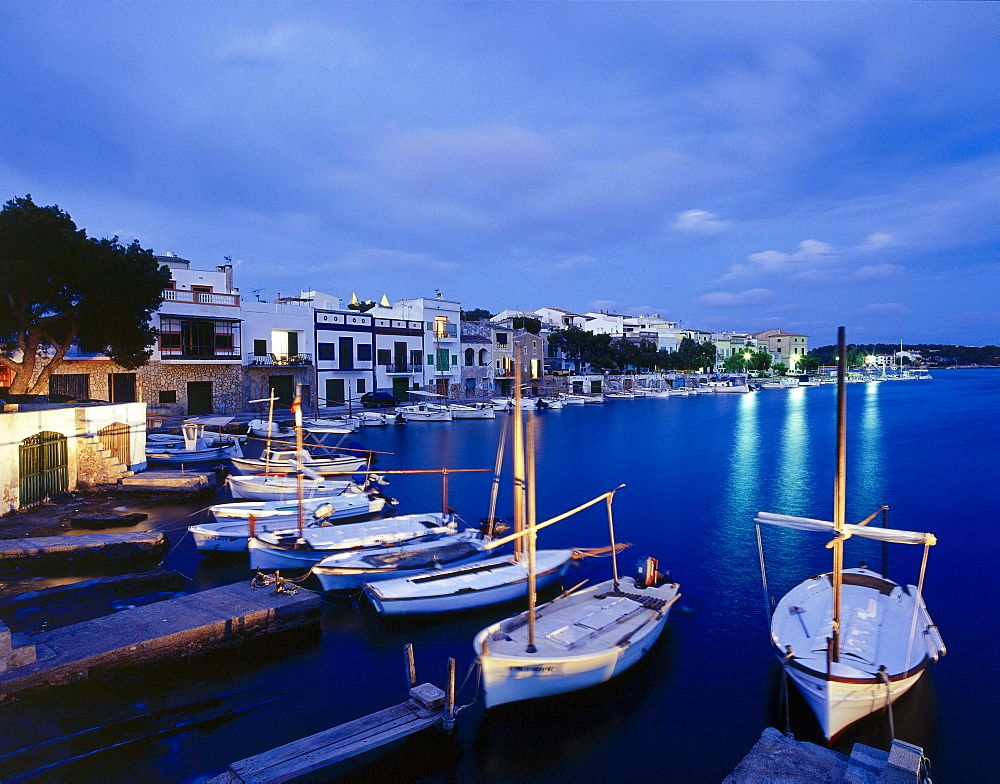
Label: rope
xmin=903 ymin=542 xmax=932 ymax=678
xmin=249 ymin=568 xmax=313 ymax=595
xmin=755 ymin=524 xmax=774 ymax=625
xmin=149 ymin=502 xmax=216 ymax=533
xmin=878 ymin=666 xmax=895 ymax=740
xmin=155 ymin=528 xmax=193 ymax=570
xmin=780 ymin=647 xmax=794 ymax=738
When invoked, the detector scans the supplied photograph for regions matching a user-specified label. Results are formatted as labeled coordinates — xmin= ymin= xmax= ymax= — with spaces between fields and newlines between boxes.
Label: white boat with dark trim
xmin=247 ymin=419 xmax=294 ymax=439
xmin=230 ymin=448 xmax=368 ymax=475
xmin=145 ymin=423 xmax=243 ymax=464
xmin=208 ymin=493 xmax=387 ymax=522
xmin=313 ymin=530 xmax=489 ymax=591
xmin=755 ymin=327 xmax=944 ymax=739
xmin=226 ymin=474 xmax=386 ymax=502
xmin=364 ymin=549 xmax=574 ymax=615
xmin=396 ymin=403 xmax=452 ymax=422
xmin=247 ymin=512 xmax=459 ymax=570
xmin=444 ymin=403 xmax=497 ymax=419
xmin=473 ymin=565 xmax=679 ymax=708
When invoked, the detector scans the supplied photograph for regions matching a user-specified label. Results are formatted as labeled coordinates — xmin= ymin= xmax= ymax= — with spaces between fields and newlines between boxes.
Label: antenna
xmin=253 ymin=288 xmax=263 ymax=302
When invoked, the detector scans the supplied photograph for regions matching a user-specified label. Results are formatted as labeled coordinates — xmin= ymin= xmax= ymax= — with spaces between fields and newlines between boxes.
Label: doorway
xmin=186 ymin=381 xmax=213 ymax=415
xmin=268 ymin=375 xmax=295 ymax=408
xmin=325 ymin=378 xmax=346 ymax=408
xmin=108 ymin=373 xmax=137 ymax=403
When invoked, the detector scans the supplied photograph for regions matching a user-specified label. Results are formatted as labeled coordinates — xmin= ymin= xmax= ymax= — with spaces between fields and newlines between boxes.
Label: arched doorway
xmin=19 ymin=431 xmax=69 ymax=508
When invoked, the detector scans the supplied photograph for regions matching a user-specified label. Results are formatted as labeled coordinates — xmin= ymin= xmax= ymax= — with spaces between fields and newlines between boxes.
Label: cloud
xmin=697 ymin=288 xmax=776 ymax=308
xmin=324 ymin=246 xmax=458 ymax=275
xmin=673 ymin=209 xmax=730 ymax=234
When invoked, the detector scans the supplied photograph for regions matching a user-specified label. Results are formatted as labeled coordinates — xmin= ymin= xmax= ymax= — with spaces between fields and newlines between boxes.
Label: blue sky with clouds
xmin=2 ymin=2 xmax=997 ymax=345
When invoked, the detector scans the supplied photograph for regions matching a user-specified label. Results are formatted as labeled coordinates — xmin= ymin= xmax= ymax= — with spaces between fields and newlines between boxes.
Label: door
xmin=391 ymin=377 xmax=410 ymax=400
xmin=98 ymin=422 xmax=132 ymax=467
xmin=19 ymin=431 xmax=69 ymax=507
xmin=393 ymin=342 xmax=407 ymax=372
xmin=268 ymin=375 xmax=294 ymax=408
xmin=109 ymin=373 xmax=137 ymax=403
xmin=325 ymin=378 xmax=345 ymax=408
xmin=287 ymin=331 xmax=299 ymax=358
xmin=186 ymin=381 xmax=213 ymax=415
xmin=339 ymin=337 xmax=354 ymax=370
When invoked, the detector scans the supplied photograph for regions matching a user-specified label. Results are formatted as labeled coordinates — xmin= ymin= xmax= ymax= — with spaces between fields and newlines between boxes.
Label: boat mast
xmin=512 ymin=343 xmax=526 ymax=561
xmin=265 ymin=388 xmax=275 ymax=475
xmin=294 ymin=384 xmax=305 ymax=539
xmin=525 ymin=405 xmax=538 ymax=653
xmin=831 ymin=327 xmax=847 ymax=663
xmin=486 ymin=415 xmax=509 ymax=537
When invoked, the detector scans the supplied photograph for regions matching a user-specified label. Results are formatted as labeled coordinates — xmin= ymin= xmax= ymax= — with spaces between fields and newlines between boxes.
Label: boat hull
xmin=364 ymin=550 xmax=573 ymax=615
xmin=473 ymin=576 xmax=678 ymax=708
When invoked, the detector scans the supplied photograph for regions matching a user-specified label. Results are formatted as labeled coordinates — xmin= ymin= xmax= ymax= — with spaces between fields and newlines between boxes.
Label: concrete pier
xmin=0 ymin=582 xmax=321 ymax=699
xmin=0 ymin=532 xmax=169 ymax=573
xmin=724 ymin=727 xmax=925 ymax=783
xmin=116 ymin=471 xmax=214 ymax=493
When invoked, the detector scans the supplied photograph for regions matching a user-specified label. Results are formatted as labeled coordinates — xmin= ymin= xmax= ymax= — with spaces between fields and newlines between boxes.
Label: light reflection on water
xmin=775 ymin=387 xmax=809 ymax=513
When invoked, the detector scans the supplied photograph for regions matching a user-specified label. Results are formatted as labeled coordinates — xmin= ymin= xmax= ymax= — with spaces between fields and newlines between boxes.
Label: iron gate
xmin=98 ymin=422 xmax=131 ymax=467
xmin=19 ymin=431 xmax=69 ymax=508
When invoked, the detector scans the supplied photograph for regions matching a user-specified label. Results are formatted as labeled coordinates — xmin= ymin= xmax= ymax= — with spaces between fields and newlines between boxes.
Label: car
xmin=360 ymin=391 xmax=400 ymax=408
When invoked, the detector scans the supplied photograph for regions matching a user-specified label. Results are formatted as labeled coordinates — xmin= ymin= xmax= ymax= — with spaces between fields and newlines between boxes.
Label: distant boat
xmin=395 ymin=403 xmax=452 ymax=422
xmin=247 ymin=419 xmax=294 ymax=439
xmin=755 ymin=328 xmax=945 ymax=739
xmin=208 ymin=493 xmax=387 ymax=521
xmin=145 ymin=423 xmax=243 ymax=464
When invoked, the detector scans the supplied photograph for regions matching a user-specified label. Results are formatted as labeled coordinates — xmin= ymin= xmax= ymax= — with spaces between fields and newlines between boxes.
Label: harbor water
xmin=1 ymin=369 xmax=996 ymax=781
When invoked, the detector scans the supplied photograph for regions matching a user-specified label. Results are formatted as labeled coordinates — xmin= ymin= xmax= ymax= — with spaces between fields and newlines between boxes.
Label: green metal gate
xmin=19 ymin=431 xmax=69 ymax=508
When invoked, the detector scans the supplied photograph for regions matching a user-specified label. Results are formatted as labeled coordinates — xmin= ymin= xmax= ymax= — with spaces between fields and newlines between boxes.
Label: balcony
xmin=385 ymin=363 xmax=422 ymax=374
xmin=432 ymin=325 xmax=458 ymax=339
xmin=163 ymin=289 xmax=240 ymax=307
xmin=246 ymin=353 xmax=313 ymax=367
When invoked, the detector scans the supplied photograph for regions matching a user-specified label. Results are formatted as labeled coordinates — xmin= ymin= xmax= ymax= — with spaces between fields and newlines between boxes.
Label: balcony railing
xmin=163 ymin=289 xmax=240 ymax=307
xmin=384 ymin=363 xmax=422 ymax=374
xmin=433 ymin=325 xmax=458 ymax=338
xmin=246 ymin=353 xmax=313 ymax=367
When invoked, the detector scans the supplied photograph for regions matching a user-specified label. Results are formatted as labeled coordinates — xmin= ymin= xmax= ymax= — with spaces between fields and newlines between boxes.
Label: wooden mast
xmin=526 ymin=402 xmax=538 ymax=653
xmin=831 ymin=326 xmax=847 ymax=662
xmin=512 ymin=344 xmax=526 ymax=561
xmin=294 ymin=384 xmax=305 ymax=540
xmin=265 ymin=389 xmax=275 ymax=475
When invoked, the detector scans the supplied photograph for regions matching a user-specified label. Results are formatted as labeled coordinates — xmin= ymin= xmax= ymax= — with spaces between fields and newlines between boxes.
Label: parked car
xmin=360 ymin=392 xmax=400 ymax=408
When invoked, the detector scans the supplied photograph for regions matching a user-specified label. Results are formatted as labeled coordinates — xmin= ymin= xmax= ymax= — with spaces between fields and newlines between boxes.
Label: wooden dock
xmin=207 ymin=685 xmax=447 ymax=783
xmin=208 ymin=649 xmax=458 ymax=783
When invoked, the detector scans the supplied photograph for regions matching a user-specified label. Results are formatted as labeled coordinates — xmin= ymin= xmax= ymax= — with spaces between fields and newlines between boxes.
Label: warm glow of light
xmin=866 ymin=355 xmax=876 ymax=364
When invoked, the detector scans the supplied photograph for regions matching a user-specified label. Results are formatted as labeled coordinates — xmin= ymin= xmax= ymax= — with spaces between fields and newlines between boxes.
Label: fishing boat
xmin=302 ymin=416 xmax=361 ymax=433
xmin=364 ymin=548 xmax=574 ymax=615
xmin=145 ymin=423 xmax=243 ymax=464
xmin=755 ymin=327 xmax=945 ymax=739
xmin=247 ymin=512 xmax=459 ymax=570
xmin=395 ymin=403 xmax=452 ymax=422
xmin=443 ymin=402 xmax=497 ymax=419
xmin=247 ymin=419 xmax=294 ymax=439
xmin=230 ymin=448 xmax=368 ymax=475
xmin=312 ymin=529 xmax=489 ymax=591
xmin=226 ymin=473 xmax=387 ymax=502
xmin=208 ymin=492 xmax=387 ymax=521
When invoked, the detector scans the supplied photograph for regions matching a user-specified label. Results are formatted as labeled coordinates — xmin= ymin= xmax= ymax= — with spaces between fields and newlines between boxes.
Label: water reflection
xmin=854 ymin=382 xmax=884 ymax=513
xmin=775 ymin=387 xmax=808 ymax=512
xmin=726 ymin=392 xmax=760 ymax=513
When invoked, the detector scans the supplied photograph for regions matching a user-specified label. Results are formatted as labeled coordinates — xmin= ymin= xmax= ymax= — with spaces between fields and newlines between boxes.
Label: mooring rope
xmin=903 ymin=542 xmax=932 ymax=679
xmin=781 ymin=647 xmax=794 ymax=738
xmin=755 ymin=524 xmax=774 ymax=624
xmin=878 ymin=666 xmax=895 ymax=740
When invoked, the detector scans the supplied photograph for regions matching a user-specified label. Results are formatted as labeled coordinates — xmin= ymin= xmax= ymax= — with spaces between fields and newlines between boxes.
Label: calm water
xmin=2 ymin=370 xmax=997 ymax=782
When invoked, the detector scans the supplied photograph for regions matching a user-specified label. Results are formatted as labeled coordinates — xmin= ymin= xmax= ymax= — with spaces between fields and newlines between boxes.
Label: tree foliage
xmin=0 ymin=195 xmax=170 ymax=395
xmin=460 ymin=307 xmax=494 ymax=321
xmin=510 ymin=316 xmax=541 ymax=334
xmin=548 ymin=329 xmax=717 ymax=373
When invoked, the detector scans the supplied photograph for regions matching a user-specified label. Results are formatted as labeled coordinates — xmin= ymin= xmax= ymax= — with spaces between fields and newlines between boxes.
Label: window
xmin=253 ymin=339 xmax=267 ymax=356
xmin=479 ymin=349 xmax=488 ymax=366
xmin=357 ymin=344 xmax=372 ymax=361
xmin=356 ymin=378 xmax=366 ymax=393
xmin=428 ymin=354 xmax=434 ymax=365
xmin=377 ymin=349 xmax=391 ymax=365
xmin=49 ymin=374 xmax=89 ymax=400
xmin=410 ymin=350 xmax=422 ymax=368
xmin=465 ymin=348 xmax=475 ymax=366
xmin=318 ymin=343 xmax=335 ymax=361
xmin=159 ymin=390 xmax=177 ymax=404
xmin=451 ymin=354 xmax=458 ymax=366
xmin=496 ymin=333 xmax=508 ymax=346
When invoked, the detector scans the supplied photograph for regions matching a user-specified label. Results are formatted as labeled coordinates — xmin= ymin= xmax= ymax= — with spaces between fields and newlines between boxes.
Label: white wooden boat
xmin=230 ymin=448 xmax=367 ymax=475
xmin=189 ymin=517 xmax=316 ymax=553
xmin=313 ymin=530 xmax=489 ymax=591
xmin=558 ymin=394 xmax=587 ymax=404
xmin=444 ymin=403 xmax=497 ymax=419
xmin=603 ymin=391 xmax=635 ymax=399
xmin=303 ymin=416 xmax=361 ymax=433
xmin=145 ymin=424 xmax=243 ymax=464
xmin=247 ymin=512 xmax=458 ymax=570
xmin=473 ymin=571 xmax=680 ymax=707
xmin=755 ymin=328 xmax=944 ymax=739
xmin=247 ymin=419 xmax=294 ymax=439
xmin=209 ymin=493 xmax=386 ymax=521
xmin=364 ymin=549 xmax=573 ymax=614
xmin=226 ymin=474 xmax=384 ymax=501
xmin=396 ymin=404 xmax=452 ymax=422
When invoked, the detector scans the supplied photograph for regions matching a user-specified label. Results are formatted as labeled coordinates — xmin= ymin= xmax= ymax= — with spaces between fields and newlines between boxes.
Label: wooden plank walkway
xmin=207 ymin=689 xmax=445 ymax=783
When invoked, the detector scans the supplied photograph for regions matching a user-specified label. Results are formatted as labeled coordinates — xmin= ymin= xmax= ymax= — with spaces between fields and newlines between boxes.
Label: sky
xmin=2 ymin=2 xmax=997 ymax=346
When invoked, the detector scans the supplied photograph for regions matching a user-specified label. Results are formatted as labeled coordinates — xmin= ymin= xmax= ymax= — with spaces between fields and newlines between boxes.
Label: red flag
xmin=290 ymin=394 xmax=302 ymax=427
